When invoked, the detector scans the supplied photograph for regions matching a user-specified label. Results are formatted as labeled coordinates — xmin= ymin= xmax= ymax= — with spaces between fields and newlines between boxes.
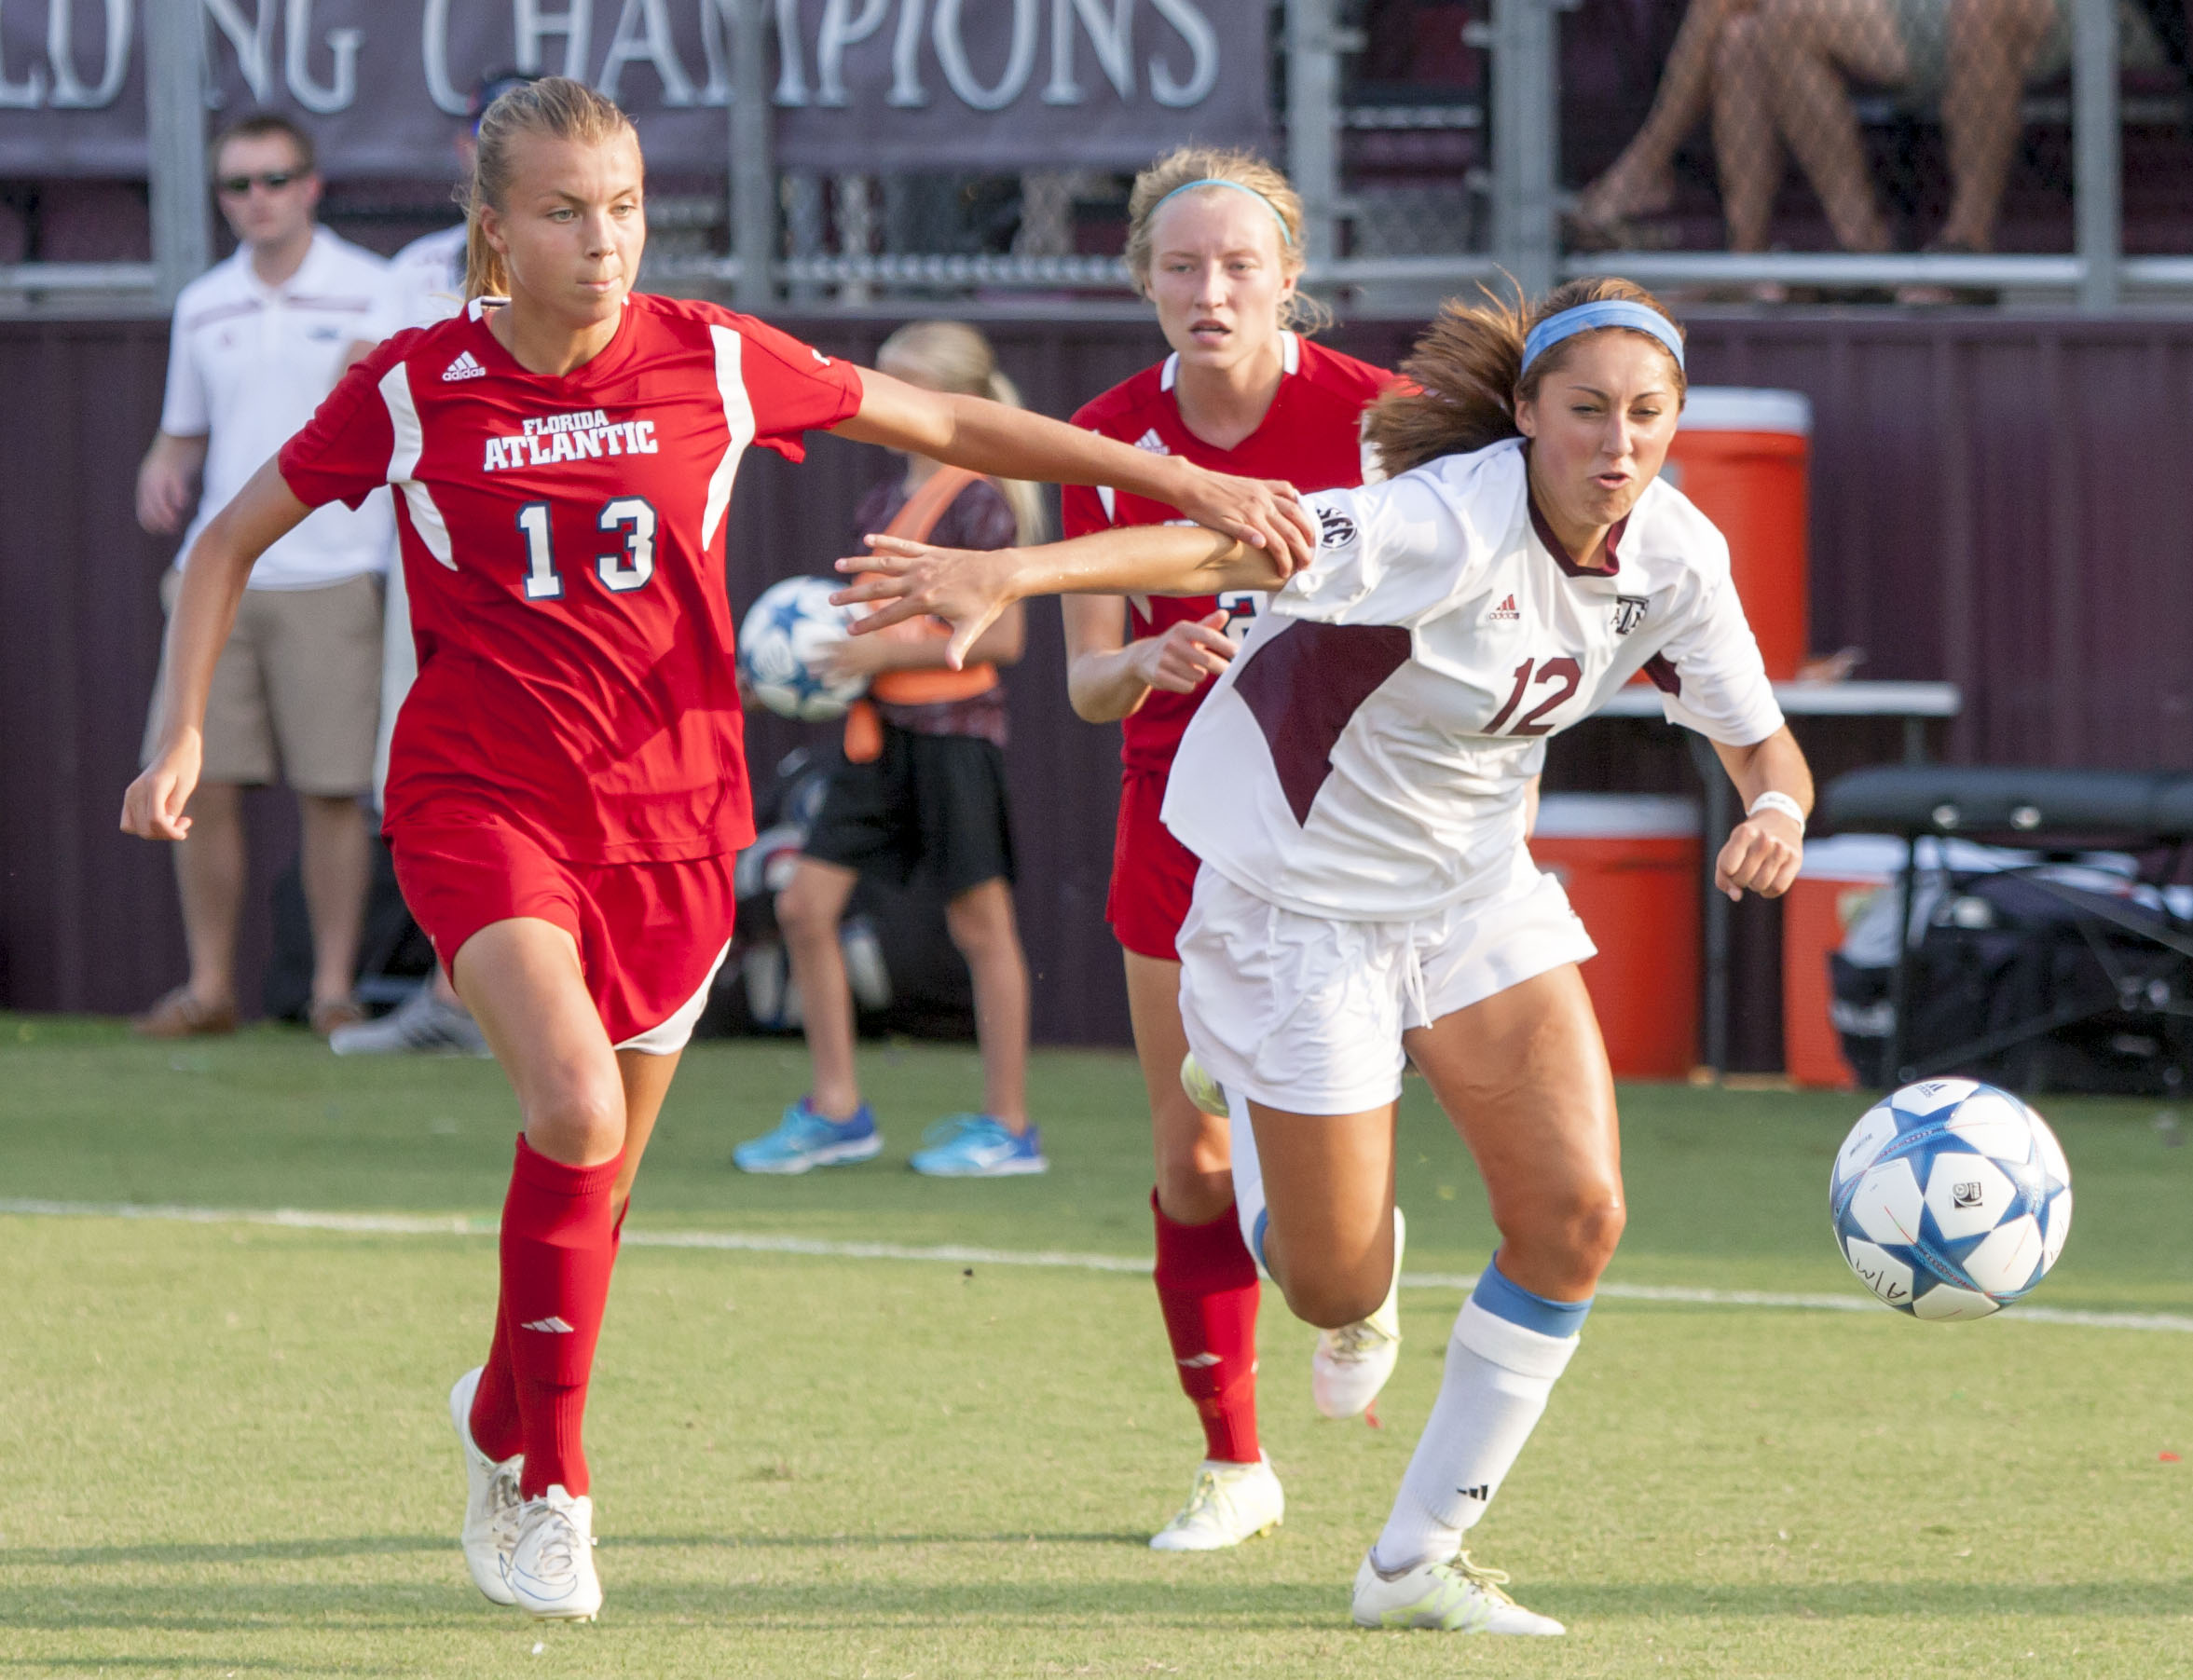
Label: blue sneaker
xmin=733 ymin=1100 xmax=883 ymax=1174
xmin=907 ymin=1114 xmax=1049 ymax=1178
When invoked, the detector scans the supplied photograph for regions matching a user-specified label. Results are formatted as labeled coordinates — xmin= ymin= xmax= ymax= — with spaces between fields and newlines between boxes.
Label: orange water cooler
xmin=1663 ymin=389 xmax=1812 ymax=679
xmin=1531 ymin=795 xmax=1701 ymax=1079
xmin=1781 ymin=836 xmax=1906 ymax=1088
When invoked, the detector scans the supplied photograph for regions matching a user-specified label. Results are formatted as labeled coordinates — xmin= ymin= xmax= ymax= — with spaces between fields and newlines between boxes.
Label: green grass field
xmin=3 ymin=1016 xmax=2190 ymax=1677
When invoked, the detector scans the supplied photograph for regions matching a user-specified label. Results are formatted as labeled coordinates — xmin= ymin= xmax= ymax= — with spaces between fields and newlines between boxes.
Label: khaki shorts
xmin=144 ymin=568 xmax=384 ymax=797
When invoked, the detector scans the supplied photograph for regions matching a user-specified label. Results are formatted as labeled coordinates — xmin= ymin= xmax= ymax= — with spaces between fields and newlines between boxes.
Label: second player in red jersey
xmin=124 ymin=82 xmax=1315 ymax=1623
xmin=1058 ymin=149 xmax=1396 ymax=1553
xmin=1063 ymin=321 xmax=1390 ymax=962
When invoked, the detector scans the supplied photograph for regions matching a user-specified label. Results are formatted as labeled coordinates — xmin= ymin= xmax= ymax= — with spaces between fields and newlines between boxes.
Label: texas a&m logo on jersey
xmin=1612 ymin=594 xmax=1651 ymax=636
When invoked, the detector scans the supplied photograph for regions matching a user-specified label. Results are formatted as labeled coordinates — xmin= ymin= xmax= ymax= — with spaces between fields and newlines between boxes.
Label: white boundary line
xmin=7 ymin=1197 xmax=2189 ymax=1334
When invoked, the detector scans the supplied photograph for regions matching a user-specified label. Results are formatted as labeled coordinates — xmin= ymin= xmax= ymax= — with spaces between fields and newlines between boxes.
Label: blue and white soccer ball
xmin=1830 ymin=1079 xmax=2073 ymax=1321
xmin=737 ymin=576 xmax=867 ymax=722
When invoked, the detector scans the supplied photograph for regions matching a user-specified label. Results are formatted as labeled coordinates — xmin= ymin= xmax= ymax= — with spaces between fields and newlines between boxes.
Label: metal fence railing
xmin=0 ymin=0 xmax=2182 ymax=319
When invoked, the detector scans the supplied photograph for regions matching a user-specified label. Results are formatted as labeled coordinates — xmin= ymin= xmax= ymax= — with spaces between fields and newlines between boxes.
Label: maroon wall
xmin=6 ymin=310 xmax=2190 ymax=1053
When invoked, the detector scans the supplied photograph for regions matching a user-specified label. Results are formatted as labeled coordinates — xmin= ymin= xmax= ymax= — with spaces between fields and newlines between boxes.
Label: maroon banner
xmin=0 ymin=0 xmax=1268 ymax=176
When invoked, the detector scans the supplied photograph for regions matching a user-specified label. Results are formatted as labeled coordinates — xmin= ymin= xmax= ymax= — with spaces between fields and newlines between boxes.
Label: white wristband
xmin=1747 ymin=790 xmax=1807 ymax=833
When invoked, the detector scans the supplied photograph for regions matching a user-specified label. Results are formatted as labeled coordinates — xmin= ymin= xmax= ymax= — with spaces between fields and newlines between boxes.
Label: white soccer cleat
xmin=1313 ymin=1207 xmax=1405 ymax=1419
xmin=448 ymin=1367 xmax=522 ymax=1606
xmin=1149 ymin=1455 xmax=1285 ymax=1551
xmin=1351 ymin=1548 xmax=1565 ymax=1635
xmin=1178 ymin=1051 xmax=1227 ymax=1119
xmin=507 ymin=1484 xmax=602 ymax=1622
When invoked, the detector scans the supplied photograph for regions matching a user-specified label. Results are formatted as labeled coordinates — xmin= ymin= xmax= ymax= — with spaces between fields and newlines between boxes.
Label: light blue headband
xmin=1151 ymin=177 xmax=1295 ymax=247
xmin=1521 ymin=300 xmax=1684 ymax=376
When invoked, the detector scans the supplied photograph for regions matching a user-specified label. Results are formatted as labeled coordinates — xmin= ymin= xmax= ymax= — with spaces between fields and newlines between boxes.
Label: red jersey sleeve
xmin=1062 ymin=479 xmax=1110 ymax=540
xmin=278 ymin=334 xmax=406 ymax=511
xmin=724 ymin=311 xmax=864 ymax=461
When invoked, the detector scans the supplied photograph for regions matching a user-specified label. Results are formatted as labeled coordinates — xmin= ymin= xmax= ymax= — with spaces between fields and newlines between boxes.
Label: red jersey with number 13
xmin=279 ymin=294 xmax=863 ymax=864
xmin=1061 ymin=333 xmax=1395 ymax=773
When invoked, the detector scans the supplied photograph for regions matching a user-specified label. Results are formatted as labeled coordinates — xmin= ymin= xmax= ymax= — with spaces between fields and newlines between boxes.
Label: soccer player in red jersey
xmin=1058 ymin=149 xmax=1399 ymax=1551
xmin=121 ymin=80 xmax=1311 ymax=1622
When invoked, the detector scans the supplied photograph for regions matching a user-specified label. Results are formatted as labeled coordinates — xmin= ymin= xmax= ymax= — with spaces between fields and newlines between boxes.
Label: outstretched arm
xmin=837 ymin=523 xmax=1288 ymax=671
xmin=834 ymin=366 xmax=1316 ymax=567
xmin=1709 ymin=724 xmax=1812 ymax=900
xmin=120 ymin=458 xmax=312 ymax=840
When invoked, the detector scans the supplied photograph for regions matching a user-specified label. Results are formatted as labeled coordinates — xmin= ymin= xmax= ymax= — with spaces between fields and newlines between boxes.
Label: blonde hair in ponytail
xmin=464 ymin=76 xmax=639 ymax=301
xmin=1364 ymin=276 xmax=1686 ymax=476
xmin=876 ymin=320 xmax=1049 ymax=544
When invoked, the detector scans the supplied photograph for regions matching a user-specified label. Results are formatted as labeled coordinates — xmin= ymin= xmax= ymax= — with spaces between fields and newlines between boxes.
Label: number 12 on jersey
xmin=1485 ymin=656 xmax=1581 ymax=737
xmin=516 ymin=497 xmax=660 ymax=602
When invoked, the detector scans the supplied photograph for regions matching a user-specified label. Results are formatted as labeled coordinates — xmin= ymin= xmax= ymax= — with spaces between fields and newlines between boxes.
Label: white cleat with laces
xmin=1313 ymin=1207 xmax=1405 ymax=1419
xmin=1148 ymin=1455 xmax=1285 ymax=1551
xmin=448 ymin=1367 xmax=522 ymax=1606
xmin=1351 ymin=1547 xmax=1566 ymax=1634
xmin=507 ymin=1484 xmax=602 ymax=1621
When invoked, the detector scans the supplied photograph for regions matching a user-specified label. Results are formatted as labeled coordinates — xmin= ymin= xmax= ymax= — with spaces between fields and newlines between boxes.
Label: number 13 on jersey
xmin=516 ymin=497 xmax=660 ymax=602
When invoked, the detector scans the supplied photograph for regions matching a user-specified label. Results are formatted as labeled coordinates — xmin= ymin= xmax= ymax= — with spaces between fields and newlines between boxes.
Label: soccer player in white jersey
xmin=134 ymin=111 xmax=395 ymax=1040
xmin=840 ymin=277 xmax=1814 ymax=1636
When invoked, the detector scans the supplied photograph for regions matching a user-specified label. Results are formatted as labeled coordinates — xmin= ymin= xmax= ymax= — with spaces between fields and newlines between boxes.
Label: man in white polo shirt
xmin=134 ymin=112 xmax=393 ymax=1039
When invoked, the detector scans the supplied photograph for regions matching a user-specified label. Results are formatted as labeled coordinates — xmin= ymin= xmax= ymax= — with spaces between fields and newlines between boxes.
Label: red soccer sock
xmin=1152 ymin=1189 xmax=1262 ymax=1465
xmin=498 ymin=1135 xmax=624 ymax=1499
xmin=469 ymin=1308 xmax=524 ymax=1465
xmin=467 ymin=1199 xmax=631 ymax=1473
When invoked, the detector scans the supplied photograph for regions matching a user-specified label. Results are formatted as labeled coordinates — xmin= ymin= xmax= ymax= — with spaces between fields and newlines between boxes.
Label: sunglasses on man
xmin=215 ymin=170 xmax=303 ymax=197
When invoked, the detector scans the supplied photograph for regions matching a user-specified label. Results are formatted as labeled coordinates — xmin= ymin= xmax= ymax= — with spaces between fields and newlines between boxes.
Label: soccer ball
xmin=737 ymin=577 xmax=867 ymax=722
xmin=1829 ymin=1079 xmax=2073 ymax=1320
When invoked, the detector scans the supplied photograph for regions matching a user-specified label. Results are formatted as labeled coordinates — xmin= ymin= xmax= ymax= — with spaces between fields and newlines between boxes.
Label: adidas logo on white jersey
xmin=1133 ymin=428 xmax=1170 ymax=455
xmin=520 ymin=1316 xmax=575 ymax=1333
xmin=442 ymin=350 xmax=486 ymax=382
xmin=1488 ymin=594 xmax=1521 ymax=622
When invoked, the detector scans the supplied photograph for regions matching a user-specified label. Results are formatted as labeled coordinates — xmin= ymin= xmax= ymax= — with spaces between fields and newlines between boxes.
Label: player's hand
xmin=120 ymin=732 xmax=202 ymax=841
xmin=1714 ymin=811 xmax=1802 ymax=902
xmin=1168 ymin=464 xmax=1317 ymax=572
xmin=833 ymin=536 xmax=1017 ymax=669
xmin=1133 ymin=611 xmax=1235 ymax=695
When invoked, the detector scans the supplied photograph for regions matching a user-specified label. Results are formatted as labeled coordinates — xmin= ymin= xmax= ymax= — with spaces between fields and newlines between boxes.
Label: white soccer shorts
xmin=1175 ymin=853 xmax=1597 ymax=1116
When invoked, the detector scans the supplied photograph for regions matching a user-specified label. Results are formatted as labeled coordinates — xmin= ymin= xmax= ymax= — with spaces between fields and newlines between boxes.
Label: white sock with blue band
xmin=1372 ymin=1255 xmax=1592 ymax=1572
xmin=1224 ymin=1088 xmax=1272 ymax=1277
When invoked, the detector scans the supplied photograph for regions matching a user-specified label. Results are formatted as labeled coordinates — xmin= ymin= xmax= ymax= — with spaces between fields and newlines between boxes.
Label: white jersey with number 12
xmin=1160 ymin=435 xmax=1785 ymax=922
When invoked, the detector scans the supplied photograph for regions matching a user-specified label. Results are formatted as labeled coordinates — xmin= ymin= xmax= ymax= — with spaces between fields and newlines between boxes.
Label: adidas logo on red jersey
xmin=1488 ymin=594 xmax=1521 ymax=621
xmin=442 ymin=350 xmax=486 ymax=382
xmin=1133 ymin=428 xmax=1170 ymax=455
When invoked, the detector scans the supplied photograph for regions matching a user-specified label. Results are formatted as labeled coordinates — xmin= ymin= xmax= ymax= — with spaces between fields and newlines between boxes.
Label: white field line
xmin=6 ymin=1197 xmax=2190 ymax=1335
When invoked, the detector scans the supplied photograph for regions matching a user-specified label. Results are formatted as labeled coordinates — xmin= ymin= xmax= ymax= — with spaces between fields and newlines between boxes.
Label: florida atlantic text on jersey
xmin=279 ymin=294 xmax=863 ymax=864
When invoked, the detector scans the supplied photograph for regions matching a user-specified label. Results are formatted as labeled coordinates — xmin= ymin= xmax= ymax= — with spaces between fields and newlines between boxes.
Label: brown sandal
xmin=309 ymin=997 xmax=368 ymax=1037
xmin=131 ymin=986 xmax=239 ymax=1039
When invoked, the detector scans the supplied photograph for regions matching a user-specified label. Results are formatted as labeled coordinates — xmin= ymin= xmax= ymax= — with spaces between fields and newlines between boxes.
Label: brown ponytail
xmin=463 ymin=76 xmax=638 ymax=300
xmin=1364 ymin=277 xmax=1686 ymax=476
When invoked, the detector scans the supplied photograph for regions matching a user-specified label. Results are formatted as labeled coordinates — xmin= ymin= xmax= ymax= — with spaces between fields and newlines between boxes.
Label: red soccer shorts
xmin=391 ymin=813 xmax=736 ymax=1052
xmin=1106 ymin=764 xmax=1204 ymax=963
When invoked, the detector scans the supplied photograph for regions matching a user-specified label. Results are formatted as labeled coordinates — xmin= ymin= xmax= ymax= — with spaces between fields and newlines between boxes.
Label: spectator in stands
xmin=1569 ymin=0 xmax=1760 ymax=249
xmin=1574 ymin=0 xmax=2141 ymax=260
xmin=1752 ymin=0 xmax=2071 ymax=255
xmin=132 ymin=113 xmax=392 ymax=1037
